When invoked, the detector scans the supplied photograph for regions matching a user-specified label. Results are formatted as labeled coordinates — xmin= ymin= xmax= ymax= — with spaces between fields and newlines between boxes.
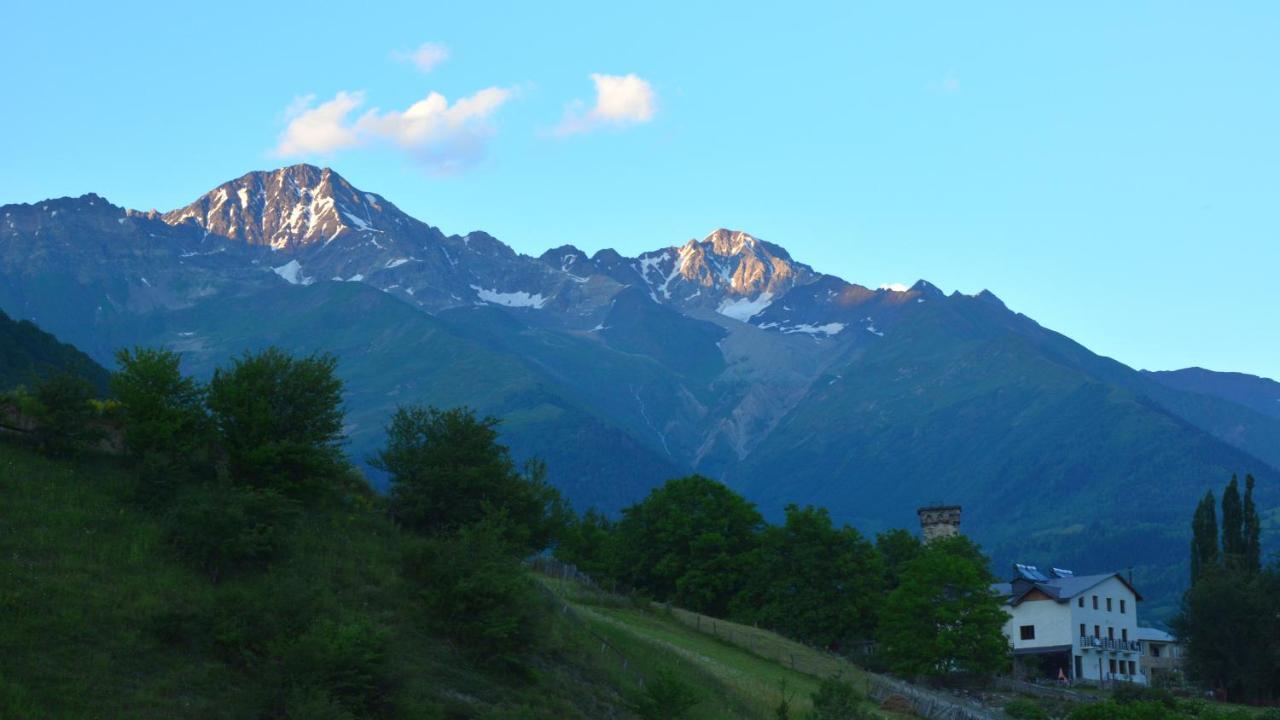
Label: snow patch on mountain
xmin=717 ymin=292 xmax=773 ymax=322
xmin=471 ymin=285 xmax=548 ymax=309
xmin=783 ymin=322 xmax=845 ymax=336
xmin=879 ymin=283 xmax=909 ymax=292
xmin=273 ymin=259 xmax=313 ymax=286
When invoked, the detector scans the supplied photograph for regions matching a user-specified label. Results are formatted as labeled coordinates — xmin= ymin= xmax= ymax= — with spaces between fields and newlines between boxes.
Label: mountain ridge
xmin=4 ymin=164 xmax=1278 ymax=619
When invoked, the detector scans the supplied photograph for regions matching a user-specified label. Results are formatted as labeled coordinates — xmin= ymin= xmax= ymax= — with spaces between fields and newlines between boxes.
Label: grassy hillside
xmin=2 ymin=439 xmax=917 ymax=719
xmin=0 ymin=441 xmax=640 ymax=718
xmin=0 ymin=308 xmax=109 ymax=394
xmin=540 ymin=577 xmax=910 ymax=720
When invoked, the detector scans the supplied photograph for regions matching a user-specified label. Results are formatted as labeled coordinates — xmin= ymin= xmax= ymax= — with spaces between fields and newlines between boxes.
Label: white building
xmin=991 ymin=564 xmax=1146 ymax=685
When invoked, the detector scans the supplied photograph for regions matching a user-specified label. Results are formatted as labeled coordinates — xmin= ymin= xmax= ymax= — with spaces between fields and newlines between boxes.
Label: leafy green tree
xmin=403 ymin=516 xmax=547 ymax=670
xmin=876 ymin=536 xmax=1009 ymax=679
xmin=612 ymin=475 xmax=763 ymax=615
xmin=111 ymin=348 xmax=209 ymax=461
xmin=1190 ymin=491 xmax=1219 ymax=585
xmin=731 ymin=505 xmax=883 ymax=646
xmin=111 ymin=347 xmax=212 ymax=498
xmin=1176 ymin=474 xmax=1280 ymax=703
xmin=1244 ymin=474 xmax=1261 ymax=575
xmin=1221 ymin=476 xmax=1244 ymax=570
xmin=554 ymin=507 xmax=616 ymax=579
xmin=29 ymin=372 xmax=100 ymax=456
xmin=206 ymin=347 xmax=344 ymax=499
xmin=372 ymin=405 xmax=567 ymax=553
xmin=876 ymin=528 xmax=923 ymax=591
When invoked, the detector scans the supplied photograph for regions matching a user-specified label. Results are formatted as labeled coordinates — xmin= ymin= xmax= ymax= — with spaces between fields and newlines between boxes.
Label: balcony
xmin=1079 ymin=636 xmax=1141 ymax=653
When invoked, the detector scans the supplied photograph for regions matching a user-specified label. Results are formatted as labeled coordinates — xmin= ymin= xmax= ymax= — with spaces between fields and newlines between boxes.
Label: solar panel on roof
xmin=1014 ymin=563 xmax=1049 ymax=581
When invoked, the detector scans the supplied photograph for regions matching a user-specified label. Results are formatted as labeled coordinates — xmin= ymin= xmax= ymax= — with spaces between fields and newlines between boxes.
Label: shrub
xmin=165 ymin=483 xmax=296 ymax=582
xmin=403 ymin=517 xmax=546 ymax=670
xmin=279 ymin=613 xmax=390 ymax=717
xmin=632 ymin=668 xmax=699 ymax=720
xmin=810 ymin=675 xmax=870 ymax=720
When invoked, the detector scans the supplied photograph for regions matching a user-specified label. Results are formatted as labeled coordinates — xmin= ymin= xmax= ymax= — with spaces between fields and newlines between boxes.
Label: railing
xmin=1079 ymin=636 xmax=1141 ymax=652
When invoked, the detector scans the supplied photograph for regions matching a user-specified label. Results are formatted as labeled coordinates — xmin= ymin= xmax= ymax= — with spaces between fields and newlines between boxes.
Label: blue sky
xmin=4 ymin=2 xmax=1278 ymax=379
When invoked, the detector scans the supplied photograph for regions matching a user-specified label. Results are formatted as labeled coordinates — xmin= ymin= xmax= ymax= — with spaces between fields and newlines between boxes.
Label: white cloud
xmin=274 ymin=87 xmax=513 ymax=173
xmin=392 ymin=42 xmax=449 ymax=74
xmin=276 ymin=91 xmax=365 ymax=155
xmin=555 ymin=73 xmax=656 ymax=136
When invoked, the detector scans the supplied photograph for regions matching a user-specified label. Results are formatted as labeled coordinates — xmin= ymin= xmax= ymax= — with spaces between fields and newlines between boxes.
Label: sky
xmin=3 ymin=1 xmax=1278 ymax=379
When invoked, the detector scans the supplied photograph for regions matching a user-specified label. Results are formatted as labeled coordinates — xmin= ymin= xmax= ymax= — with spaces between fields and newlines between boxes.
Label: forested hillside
xmin=0 ymin=308 xmax=109 ymax=393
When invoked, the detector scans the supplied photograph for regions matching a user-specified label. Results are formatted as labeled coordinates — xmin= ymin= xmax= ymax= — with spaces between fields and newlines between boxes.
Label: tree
xmin=876 ymin=528 xmax=924 ymax=591
xmin=1221 ymin=476 xmax=1244 ymax=570
xmin=1176 ymin=474 xmax=1280 ymax=703
xmin=731 ymin=505 xmax=884 ymax=647
xmin=1190 ymin=491 xmax=1219 ymax=586
xmin=28 ymin=372 xmax=100 ymax=456
xmin=876 ymin=536 xmax=1009 ymax=679
xmin=372 ymin=405 xmax=567 ymax=553
xmin=111 ymin=347 xmax=212 ymax=495
xmin=1244 ymin=474 xmax=1261 ymax=575
xmin=554 ymin=507 xmax=616 ymax=580
xmin=612 ymin=475 xmax=763 ymax=616
xmin=206 ymin=348 xmax=344 ymax=500
xmin=1173 ymin=566 xmax=1278 ymax=703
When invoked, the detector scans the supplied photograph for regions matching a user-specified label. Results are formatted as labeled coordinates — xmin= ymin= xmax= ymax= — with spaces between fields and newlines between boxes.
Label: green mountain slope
xmin=730 ymin=296 xmax=1280 ymax=620
xmin=0 ymin=308 xmax=109 ymax=393
xmin=134 ymin=281 xmax=683 ymax=512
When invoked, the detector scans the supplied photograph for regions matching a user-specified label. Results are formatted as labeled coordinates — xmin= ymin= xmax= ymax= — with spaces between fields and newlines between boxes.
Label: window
xmin=1120 ymin=599 xmax=1126 ymax=614
xmin=1094 ymin=625 xmax=1101 ymax=638
xmin=1020 ymin=625 xmax=1036 ymax=641
xmin=1078 ymin=597 xmax=1084 ymax=608
xmin=1128 ymin=660 xmax=1136 ymax=676
xmin=1109 ymin=659 xmax=1117 ymax=674
xmin=1080 ymin=623 xmax=1087 ymax=638
xmin=1151 ymin=644 xmax=1161 ymax=658
xmin=1106 ymin=597 xmax=1113 ymax=612
xmin=1108 ymin=627 xmax=1115 ymax=640
xmin=1092 ymin=595 xmax=1098 ymax=610
xmin=1122 ymin=628 xmax=1128 ymax=642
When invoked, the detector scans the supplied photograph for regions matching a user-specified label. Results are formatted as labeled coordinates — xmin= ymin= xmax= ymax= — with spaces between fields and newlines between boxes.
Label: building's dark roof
xmin=990 ymin=571 xmax=1143 ymax=606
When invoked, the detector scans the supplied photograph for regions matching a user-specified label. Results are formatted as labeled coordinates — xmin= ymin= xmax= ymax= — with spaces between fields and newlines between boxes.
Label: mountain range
xmin=5 ymin=163 xmax=1278 ymax=618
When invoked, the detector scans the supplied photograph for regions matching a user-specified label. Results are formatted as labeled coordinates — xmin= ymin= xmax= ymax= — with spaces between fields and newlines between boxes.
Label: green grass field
xmin=542 ymin=578 xmax=911 ymax=719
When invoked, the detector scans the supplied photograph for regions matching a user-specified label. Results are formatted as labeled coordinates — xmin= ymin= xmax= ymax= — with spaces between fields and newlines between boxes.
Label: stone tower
xmin=917 ymin=505 xmax=962 ymax=543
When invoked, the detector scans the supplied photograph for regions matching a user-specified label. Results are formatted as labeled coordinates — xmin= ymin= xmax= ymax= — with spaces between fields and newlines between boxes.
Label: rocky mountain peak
xmin=161 ymin=164 xmax=399 ymax=251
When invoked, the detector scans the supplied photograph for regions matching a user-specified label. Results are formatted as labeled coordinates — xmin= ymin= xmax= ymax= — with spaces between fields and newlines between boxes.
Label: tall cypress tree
xmin=1222 ymin=476 xmax=1244 ymax=570
xmin=1191 ymin=491 xmax=1219 ymax=585
xmin=1243 ymin=473 xmax=1261 ymax=575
